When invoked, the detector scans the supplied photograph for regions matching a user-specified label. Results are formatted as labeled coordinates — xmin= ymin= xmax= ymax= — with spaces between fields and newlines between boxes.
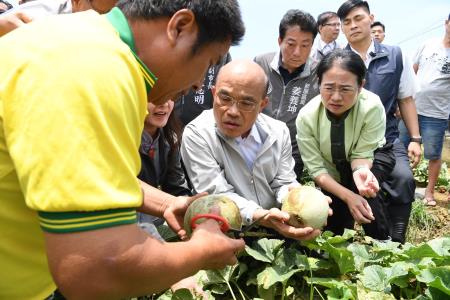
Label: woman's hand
xmin=353 ymin=167 xmax=379 ymax=198
xmin=346 ymin=193 xmax=375 ymax=224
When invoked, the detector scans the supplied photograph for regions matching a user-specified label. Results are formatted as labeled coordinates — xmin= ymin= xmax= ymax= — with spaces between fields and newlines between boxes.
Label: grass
xmin=405 ymin=199 xmax=438 ymax=244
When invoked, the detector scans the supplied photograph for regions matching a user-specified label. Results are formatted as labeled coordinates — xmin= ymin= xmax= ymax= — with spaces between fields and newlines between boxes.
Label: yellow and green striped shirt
xmin=0 ymin=9 xmax=156 ymax=299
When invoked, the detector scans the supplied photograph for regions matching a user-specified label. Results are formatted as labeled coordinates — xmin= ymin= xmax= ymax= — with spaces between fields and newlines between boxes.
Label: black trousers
xmin=324 ymin=144 xmax=395 ymax=240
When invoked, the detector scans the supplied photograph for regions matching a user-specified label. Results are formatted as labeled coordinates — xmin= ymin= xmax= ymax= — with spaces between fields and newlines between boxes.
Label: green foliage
xmin=413 ymin=160 xmax=450 ymax=190
xmin=159 ymin=232 xmax=450 ymax=299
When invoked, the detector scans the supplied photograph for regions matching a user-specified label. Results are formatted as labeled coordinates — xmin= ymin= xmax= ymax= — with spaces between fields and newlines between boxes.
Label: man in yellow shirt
xmin=0 ymin=0 xmax=245 ymax=299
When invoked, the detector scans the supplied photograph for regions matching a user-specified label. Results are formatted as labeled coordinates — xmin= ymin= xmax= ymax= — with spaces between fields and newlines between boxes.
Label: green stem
xmin=281 ymin=282 xmax=286 ymax=300
xmin=226 ymin=281 xmax=238 ymax=300
xmin=232 ymin=281 xmax=247 ymax=300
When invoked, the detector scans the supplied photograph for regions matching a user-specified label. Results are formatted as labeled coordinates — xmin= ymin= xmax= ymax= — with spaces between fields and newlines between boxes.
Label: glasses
xmin=216 ymin=93 xmax=258 ymax=112
xmin=320 ymin=85 xmax=357 ymax=96
xmin=323 ymin=23 xmax=341 ymax=28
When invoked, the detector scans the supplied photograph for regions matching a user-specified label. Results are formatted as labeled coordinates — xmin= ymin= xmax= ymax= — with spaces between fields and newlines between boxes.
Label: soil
xmin=411 ymin=167 xmax=450 ymax=243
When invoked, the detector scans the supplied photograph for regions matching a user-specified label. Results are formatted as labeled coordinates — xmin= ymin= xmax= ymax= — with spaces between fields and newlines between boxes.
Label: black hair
xmin=317 ymin=49 xmax=366 ymax=87
xmin=279 ymin=9 xmax=318 ymax=40
xmin=116 ymin=0 xmax=245 ymax=54
xmin=164 ymin=111 xmax=182 ymax=153
xmin=371 ymin=21 xmax=385 ymax=32
xmin=337 ymin=0 xmax=370 ymax=20
xmin=317 ymin=11 xmax=339 ymax=27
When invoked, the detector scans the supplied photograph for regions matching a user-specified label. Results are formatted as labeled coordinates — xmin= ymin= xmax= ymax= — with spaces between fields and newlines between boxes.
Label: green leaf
xmin=359 ymin=265 xmax=390 ymax=292
xmin=304 ymin=277 xmax=351 ymax=289
xmin=324 ymin=243 xmax=356 ymax=274
xmin=171 ymin=288 xmax=196 ymax=300
xmin=203 ymin=264 xmax=239 ymax=296
xmin=347 ymin=243 xmax=384 ymax=270
xmin=257 ymin=284 xmax=277 ymax=300
xmin=427 ymin=237 xmax=450 ymax=257
xmin=417 ymin=266 xmax=450 ymax=295
xmin=245 ymin=238 xmax=284 ymax=263
xmin=356 ymin=281 xmax=396 ymax=300
xmin=386 ymin=261 xmax=414 ymax=288
xmin=327 ymin=284 xmax=357 ymax=300
xmin=306 ymin=256 xmax=334 ymax=271
xmin=404 ymin=243 xmax=442 ymax=259
xmin=425 ymin=287 xmax=450 ymax=300
xmin=274 ymin=247 xmax=301 ymax=270
xmin=205 ymin=264 xmax=238 ymax=284
xmin=327 ymin=229 xmax=356 ymax=244
xmin=257 ymin=265 xmax=299 ymax=289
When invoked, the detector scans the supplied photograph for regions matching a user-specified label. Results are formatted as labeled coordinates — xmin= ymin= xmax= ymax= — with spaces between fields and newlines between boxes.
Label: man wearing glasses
xmin=310 ymin=11 xmax=342 ymax=62
xmin=181 ymin=60 xmax=322 ymax=241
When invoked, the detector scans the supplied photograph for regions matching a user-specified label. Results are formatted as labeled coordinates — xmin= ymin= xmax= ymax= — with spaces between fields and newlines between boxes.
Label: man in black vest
xmin=337 ymin=0 xmax=421 ymax=243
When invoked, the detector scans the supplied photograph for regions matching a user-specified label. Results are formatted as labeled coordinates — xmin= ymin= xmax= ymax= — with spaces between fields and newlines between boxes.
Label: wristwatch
xmin=410 ymin=136 xmax=422 ymax=144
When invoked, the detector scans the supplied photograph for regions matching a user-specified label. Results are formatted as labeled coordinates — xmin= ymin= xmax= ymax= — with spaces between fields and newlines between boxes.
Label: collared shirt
xmin=235 ymin=124 xmax=263 ymax=171
xmin=350 ymin=41 xmax=376 ymax=68
xmin=349 ymin=40 xmax=418 ymax=100
xmin=319 ymin=39 xmax=338 ymax=56
xmin=278 ymin=53 xmax=305 ymax=85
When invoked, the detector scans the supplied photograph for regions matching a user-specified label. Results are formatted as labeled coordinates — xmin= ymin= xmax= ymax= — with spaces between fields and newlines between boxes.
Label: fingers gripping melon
xmin=184 ymin=194 xmax=242 ymax=236
xmin=281 ymin=186 xmax=329 ymax=229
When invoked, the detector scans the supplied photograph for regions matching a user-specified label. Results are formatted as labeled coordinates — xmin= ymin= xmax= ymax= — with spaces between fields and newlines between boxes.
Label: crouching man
xmin=181 ymin=59 xmax=324 ymax=240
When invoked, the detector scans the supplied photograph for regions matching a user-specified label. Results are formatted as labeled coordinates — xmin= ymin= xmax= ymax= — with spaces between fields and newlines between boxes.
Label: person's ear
xmin=278 ymin=36 xmax=282 ymax=46
xmin=369 ymin=14 xmax=375 ymax=24
xmin=318 ymin=25 xmax=323 ymax=34
xmin=166 ymin=9 xmax=197 ymax=47
xmin=259 ymin=97 xmax=269 ymax=112
xmin=360 ymin=79 xmax=366 ymax=91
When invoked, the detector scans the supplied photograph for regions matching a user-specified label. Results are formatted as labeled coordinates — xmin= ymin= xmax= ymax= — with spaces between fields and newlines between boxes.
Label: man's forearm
xmin=138 ymin=180 xmax=177 ymax=217
xmin=398 ymin=97 xmax=420 ymax=137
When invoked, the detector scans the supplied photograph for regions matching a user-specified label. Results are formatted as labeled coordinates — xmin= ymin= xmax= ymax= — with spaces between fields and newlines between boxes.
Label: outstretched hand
xmin=353 ymin=168 xmax=379 ymax=198
xmin=162 ymin=192 xmax=208 ymax=240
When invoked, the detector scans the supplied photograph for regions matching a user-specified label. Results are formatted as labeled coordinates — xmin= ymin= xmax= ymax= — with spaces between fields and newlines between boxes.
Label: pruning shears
xmin=190 ymin=212 xmax=275 ymax=238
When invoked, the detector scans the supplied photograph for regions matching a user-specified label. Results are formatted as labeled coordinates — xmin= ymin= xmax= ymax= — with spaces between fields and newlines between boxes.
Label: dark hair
xmin=337 ymin=0 xmax=370 ymax=20
xmin=163 ymin=110 xmax=183 ymax=153
xmin=317 ymin=49 xmax=366 ymax=86
xmin=279 ymin=9 xmax=318 ymax=40
xmin=371 ymin=21 xmax=385 ymax=32
xmin=116 ymin=0 xmax=245 ymax=54
xmin=317 ymin=11 xmax=339 ymax=27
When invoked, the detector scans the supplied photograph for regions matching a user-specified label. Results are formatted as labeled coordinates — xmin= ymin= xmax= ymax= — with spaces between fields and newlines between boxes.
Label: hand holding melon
xmin=281 ymin=186 xmax=330 ymax=230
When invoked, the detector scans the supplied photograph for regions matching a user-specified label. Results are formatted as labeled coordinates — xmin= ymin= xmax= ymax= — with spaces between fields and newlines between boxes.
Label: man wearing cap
xmin=399 ymin=13 xmax=450 ymax=206
xmin=337 ymin=0 xmax=421 ymax=244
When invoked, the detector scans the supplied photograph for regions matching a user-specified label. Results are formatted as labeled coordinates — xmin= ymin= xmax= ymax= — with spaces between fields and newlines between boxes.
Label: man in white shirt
xmin=181 ymin=59 xmax=323 ymax=241
xmin=399 ymin=14 xmax=450 ymax=205
xmin=310 ymin=11 xmax=342 ymax=62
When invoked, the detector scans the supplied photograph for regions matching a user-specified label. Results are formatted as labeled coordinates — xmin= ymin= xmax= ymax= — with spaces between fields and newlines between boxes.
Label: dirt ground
xmin=422 ymin=190 xmax=450 ymax=240
xmin=411 ymin=166 xmax=450 ymax=243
